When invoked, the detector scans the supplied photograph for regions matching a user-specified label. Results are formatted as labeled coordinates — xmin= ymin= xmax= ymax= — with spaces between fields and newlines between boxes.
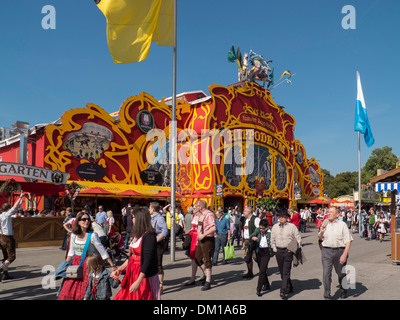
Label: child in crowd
xmin=84 ymin=253 xmax=119 ymax=300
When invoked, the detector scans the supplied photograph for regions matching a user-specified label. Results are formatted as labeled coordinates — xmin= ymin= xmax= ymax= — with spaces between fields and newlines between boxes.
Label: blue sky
xmin=0 ymin=0 xmax=398 ymax=176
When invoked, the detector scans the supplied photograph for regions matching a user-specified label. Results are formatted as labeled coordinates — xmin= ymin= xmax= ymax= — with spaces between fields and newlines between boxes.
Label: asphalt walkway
xmin=0 ymin=223 xmax=398 ymax=301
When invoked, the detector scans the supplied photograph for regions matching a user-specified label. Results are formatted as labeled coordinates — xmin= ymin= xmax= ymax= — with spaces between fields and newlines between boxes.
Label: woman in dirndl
xmin=182 ymin=203 xmax=206 ymax=286
xmin=111 ymin=207 xmax=160 ymax=300
xmin=375 ymin=213 xmax=389 ymax=242
xmin=58 ymin=211 xmax=117 ymax=300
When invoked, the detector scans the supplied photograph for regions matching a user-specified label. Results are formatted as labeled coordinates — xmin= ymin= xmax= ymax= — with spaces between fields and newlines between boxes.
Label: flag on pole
xmin=96 ymin=0 xmax=174 ymax=64
xmin=279 ymin=70 xmax=292 ymax=80
xmin=354 ymin=71 xmax=375 ymax=147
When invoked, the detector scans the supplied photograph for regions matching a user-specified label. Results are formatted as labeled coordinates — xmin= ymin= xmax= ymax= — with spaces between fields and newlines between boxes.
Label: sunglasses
xmin=79 ymin=218 xmax=90 ymax=222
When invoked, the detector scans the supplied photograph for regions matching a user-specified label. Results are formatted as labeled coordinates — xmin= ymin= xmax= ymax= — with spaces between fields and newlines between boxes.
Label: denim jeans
xmin=231 ymin=224 xmax=241 ymax=246
xmin=213 ymin=234 xmax=228 ymax=263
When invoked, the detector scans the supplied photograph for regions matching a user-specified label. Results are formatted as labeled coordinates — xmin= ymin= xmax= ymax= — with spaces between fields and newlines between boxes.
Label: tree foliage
xmin=361 ymin=146 xmax=398 ymax=184
xmin=322 ymin=146 xmax=398 ymax=198
xmin=256 ymin=197 xmax=280 ymax=211
xmin=323 ymin=169 xmax=358 ymax=198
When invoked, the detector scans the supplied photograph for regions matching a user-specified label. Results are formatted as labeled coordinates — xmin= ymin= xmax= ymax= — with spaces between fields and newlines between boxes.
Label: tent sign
xmin=0 ymin=162 xmax=69 ymax=185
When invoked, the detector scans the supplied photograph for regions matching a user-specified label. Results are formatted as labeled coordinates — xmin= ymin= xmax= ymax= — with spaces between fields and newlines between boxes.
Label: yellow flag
xmin=279 ymin=70 xmax=292 ymax=80
xmin=96 ymin=0 xmax=174 ymax=64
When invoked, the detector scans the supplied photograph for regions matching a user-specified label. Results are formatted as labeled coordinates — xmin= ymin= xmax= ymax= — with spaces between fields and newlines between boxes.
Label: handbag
xmin=224 ymin=245 xmax=235 ymax=260
xmin=182 ymin=233 xmax=192 ymax=250
xmin=65 ymin=232 xmax=92 ymax=279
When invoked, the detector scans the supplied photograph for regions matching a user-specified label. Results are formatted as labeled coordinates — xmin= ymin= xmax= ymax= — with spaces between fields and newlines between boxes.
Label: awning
xmin=0 ymin=180 xmax=66 ymax=196
xmin=68 ymin=181 xmax=171 ymax=196
xmin=374 ymin=182 xmax=400 ymax=192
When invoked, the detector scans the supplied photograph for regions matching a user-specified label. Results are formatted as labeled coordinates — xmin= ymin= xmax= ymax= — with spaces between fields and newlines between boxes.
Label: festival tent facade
xmin=0 ymin=82 xmax=324 ymax=213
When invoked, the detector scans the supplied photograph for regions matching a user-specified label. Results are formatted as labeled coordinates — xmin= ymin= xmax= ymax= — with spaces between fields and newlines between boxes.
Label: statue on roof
xmin=228 ymin=46 xmax=296 ymax=90
xmin=247 ymin=50 xmax=273 ymax=88
xmin=228 ymin=46 xmax=274 ymax=88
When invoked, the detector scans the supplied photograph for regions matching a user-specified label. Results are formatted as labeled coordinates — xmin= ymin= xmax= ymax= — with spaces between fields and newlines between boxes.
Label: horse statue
xmin=247 ymin=50 xmax=272 ymax=88
xmin=229 ymin=46 xmax=273 ymax=88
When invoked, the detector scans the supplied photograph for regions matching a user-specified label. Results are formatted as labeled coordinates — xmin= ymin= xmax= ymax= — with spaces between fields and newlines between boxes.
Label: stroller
xmin=107 ymin=232 xmax=129 ymax=264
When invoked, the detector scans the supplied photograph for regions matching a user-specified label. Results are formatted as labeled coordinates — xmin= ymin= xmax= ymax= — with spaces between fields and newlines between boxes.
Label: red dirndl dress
xmin=188 ymin=217 xmax=199 ymax=260
xmin=58 ymin=254 xmax=90 ymax=300
xmin=107 ymin=218 xmax=116 ymax=237
xmin=113 ymin=237 xmax=154 ymax=300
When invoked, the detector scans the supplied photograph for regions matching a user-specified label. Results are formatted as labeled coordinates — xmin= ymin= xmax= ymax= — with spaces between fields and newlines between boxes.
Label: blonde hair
xmin=107 ymin=210 xmax=113 ymax=218
xmin=86 ymin=253 xmax=104 ymax=274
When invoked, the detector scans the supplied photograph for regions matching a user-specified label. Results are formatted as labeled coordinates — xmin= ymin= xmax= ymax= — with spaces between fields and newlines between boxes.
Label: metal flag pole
xmin=358 ymin=131 xmax=362 ymax=212
xmin=356 ymin=71 xmax=362 ymax=214
xmin=269 ymin=73 xmax=296 ymax=90
xmin=170 ymin=0 xmax=178 ymax=262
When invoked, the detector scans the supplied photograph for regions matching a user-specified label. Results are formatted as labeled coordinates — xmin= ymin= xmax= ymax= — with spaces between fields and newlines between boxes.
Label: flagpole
xmin=356 ymin=70 xmax=362 ymax=213
xmin=269 ymin=73 xmax=296 ymax=90
xmin=170 ymin=0 xmax=177 ymax=262
xmin=358 ymin=125 xmax=362 ymax=213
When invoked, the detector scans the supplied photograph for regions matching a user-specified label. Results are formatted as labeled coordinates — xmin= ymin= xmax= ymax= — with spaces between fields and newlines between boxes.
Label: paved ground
xmin=0 ymin=223 xmax=398 ymax=301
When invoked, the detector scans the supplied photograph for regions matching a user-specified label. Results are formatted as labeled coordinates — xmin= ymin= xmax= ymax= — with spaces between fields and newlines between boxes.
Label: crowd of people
xmin=314 ymin=206 xmax=392 ymax=242
xmin=0 ymin=194 xmax=395 ymax=300
xmin=54 ymin=201 xmax=373 ymax=300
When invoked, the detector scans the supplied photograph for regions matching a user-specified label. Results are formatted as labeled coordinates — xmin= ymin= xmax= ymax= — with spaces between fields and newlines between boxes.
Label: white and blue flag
xmin=354 ymin=71 xmax=374 ymax=147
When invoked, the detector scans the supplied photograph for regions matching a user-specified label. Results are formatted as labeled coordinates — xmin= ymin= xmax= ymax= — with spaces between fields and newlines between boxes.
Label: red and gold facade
xmin=0 ymin=82 xmax=323 ymax=211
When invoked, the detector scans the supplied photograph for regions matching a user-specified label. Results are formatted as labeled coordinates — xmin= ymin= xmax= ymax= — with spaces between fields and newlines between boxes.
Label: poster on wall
xmin=216 ymin=183 xmax=223 ymax=196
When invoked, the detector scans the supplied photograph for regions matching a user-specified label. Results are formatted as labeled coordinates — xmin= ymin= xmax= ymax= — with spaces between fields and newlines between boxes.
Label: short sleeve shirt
xmin=322 ymin=219 xmax=353 ymax=248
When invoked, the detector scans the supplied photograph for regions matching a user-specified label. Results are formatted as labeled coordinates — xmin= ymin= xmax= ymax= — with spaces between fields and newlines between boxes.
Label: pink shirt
xmin=197 ymin=209 xmax=216 ymax=238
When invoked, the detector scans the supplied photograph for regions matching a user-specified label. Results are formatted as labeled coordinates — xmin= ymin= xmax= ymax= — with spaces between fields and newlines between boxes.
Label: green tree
xmin=322 ymin=169 xmax=358 ymax=198
xmin=362 ymin=146 xmax=398 ymax=184
xmin=256 ymin=197 xmax=280 ymax=211
xmin=321 ymin=168 xmax=334 ymax=197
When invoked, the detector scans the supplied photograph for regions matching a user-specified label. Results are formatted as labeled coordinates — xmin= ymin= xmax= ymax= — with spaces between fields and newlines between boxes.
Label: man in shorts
xmin=194 ymin=200 xmax=216 ymax=291
xmin=0 ymin=193 xmax=26 ymax=281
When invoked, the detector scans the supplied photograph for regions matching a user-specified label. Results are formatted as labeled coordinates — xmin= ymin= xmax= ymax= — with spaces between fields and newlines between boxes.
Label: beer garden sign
xmin=0 ymin=162 xmax=69 ymax=185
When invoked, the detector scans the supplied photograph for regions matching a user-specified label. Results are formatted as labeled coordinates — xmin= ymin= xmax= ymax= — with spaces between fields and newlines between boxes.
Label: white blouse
xmin=67 ymin=232 xmax=109 ymax=260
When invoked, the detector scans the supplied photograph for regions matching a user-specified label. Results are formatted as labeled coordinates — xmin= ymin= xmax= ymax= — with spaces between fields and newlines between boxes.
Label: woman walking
xmin=183 ymin=204 xmax=205 ymax=286
xmin=58 ymin=211 xmax=116 ymax=300
xmin=111 ymin=207 xmax=160 ymax=300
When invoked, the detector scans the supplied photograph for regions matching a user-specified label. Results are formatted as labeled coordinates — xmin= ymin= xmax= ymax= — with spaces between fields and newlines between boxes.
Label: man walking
xmin=242 ymin=206 xmax=260 ymax=279
xmin=213 ymin=209 xmax=230 ymax=265
xmin=194 ymin=200 xmax=216 ymax=291
xmin=318 ymin=206 xmax=353 ymax=299
xmin=271 ymin=208 xmax=302 ymax=298
xmin=149 ymin=201 xmax=168 ymax=294
xmin=0 ymin=193 xmax=25 ymax=281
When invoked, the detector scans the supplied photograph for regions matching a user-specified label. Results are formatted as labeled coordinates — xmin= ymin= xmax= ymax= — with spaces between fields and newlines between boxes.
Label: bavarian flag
xmin=354 ymin=71 xmax=375 ymax=147
xmin=95 ymin=0 xmax=174 ymax=64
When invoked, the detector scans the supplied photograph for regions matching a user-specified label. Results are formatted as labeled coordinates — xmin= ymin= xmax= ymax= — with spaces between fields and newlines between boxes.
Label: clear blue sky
xmin=0 ymin=0 xmax=398 ymax=176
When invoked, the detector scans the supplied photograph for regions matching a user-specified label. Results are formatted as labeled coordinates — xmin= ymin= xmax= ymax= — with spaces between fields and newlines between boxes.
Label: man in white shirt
xmin=0 ymin=193 xmax=25 ymax=281
xmin=318 ymin=206 xmax=353 ymax=299
xmin=300 ymin=209 xmax=308 ymax=233
xmin=242 ymin=206 xmax=260 ymax=279
xmin=230 ymin=207 xmax=242 ymax=247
